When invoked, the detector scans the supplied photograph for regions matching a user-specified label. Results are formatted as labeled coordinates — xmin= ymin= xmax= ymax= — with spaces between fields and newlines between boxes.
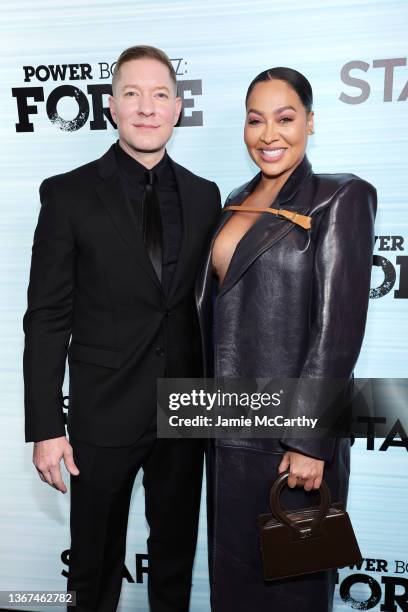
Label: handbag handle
xmin=269 ymin=471 xmax=331 ymax=539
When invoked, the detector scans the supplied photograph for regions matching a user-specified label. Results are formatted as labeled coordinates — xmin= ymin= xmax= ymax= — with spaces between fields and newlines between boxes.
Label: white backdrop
xmin=1 ymin=1 xmax=408 ymax=610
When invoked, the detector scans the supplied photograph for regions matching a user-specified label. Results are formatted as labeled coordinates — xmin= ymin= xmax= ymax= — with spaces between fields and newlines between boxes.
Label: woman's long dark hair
xmin=245 ymin=67 xmax=313 ymax=112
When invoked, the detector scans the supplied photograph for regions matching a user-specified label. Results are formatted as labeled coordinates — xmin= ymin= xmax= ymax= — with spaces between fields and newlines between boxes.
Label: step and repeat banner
xmin=1 ymin=1 xmax=407 ymax=610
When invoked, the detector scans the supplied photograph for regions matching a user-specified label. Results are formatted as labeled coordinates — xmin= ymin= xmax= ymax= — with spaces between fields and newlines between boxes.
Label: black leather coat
xmin=195 ymin=156 xmax=376 ymax=611
xmin=196 ymin=155 xmax=377 ymax=461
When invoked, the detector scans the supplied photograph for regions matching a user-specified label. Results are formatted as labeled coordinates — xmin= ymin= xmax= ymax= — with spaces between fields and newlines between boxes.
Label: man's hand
xmin=33 ymin=436 xmax=79 ymax=493
xmin=278 ymin=451 xmax=324 ymax=491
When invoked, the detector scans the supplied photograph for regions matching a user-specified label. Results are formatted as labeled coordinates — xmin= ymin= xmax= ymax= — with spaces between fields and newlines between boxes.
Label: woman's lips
xmin=258 ymin=148 xmax=287 ymax=163
xmin=133 ymin=124 xmax=160 ymax=129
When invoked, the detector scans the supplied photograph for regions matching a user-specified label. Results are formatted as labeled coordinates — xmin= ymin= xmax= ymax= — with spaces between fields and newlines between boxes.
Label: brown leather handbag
xmin=258 ymin=471 xmax=362 ymax=580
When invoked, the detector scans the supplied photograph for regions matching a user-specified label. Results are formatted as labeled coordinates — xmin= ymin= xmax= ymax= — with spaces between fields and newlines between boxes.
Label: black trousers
xmin=67 ymin=423 xmax=204 ymax=612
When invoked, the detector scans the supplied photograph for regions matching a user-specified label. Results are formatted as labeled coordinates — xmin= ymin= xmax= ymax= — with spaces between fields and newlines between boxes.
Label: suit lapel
xmin=166 ymin=159 xmax=196 ymax=303
xmin=96 ymin=145 xmax=161 ymax=290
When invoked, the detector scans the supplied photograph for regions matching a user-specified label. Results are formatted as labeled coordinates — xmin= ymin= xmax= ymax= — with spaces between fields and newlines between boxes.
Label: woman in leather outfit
xmin=195 ymin=68 xmax=377 ymax=611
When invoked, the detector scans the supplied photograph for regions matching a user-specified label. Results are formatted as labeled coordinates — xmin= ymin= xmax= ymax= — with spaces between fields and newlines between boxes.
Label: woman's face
xmin=244 ymin=79 xmax=314 ymax=180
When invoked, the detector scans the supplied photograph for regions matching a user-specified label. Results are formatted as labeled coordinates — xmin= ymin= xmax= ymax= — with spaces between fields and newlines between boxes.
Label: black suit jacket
xmin=23 ymin=144 xmax=220 ymax=446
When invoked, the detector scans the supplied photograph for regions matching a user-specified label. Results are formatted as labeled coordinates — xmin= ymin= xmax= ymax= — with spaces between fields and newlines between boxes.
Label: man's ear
xmin=108 ymin=95 xmax=117 ymax=123
xmin=174 ymin=96 xmax=182 ymax=125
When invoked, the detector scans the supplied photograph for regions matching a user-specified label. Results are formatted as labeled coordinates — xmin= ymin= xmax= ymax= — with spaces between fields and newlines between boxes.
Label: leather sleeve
xmin=23 ymin=178 xmax=75 ymax=442
xmin=280 ymin=179 xmax=377 ymax=462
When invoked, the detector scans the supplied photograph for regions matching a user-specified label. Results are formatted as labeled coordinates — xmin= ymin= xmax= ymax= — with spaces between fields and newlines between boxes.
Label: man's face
xmin=109 ymin=58 xmax=182 ymax=160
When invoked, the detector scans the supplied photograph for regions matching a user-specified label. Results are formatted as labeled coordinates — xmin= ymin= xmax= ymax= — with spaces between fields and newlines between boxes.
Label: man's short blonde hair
xmin=112 ymin=45 xmax=177 ymax=94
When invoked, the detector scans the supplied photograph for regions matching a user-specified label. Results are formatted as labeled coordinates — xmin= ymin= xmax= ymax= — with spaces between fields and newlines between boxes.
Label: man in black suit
xmin=23 ymin=45 xmax=220 ymax=611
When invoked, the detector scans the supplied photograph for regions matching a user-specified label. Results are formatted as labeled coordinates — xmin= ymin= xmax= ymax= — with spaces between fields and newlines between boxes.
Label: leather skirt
xmin=206 ymin=439 xmax=350 ymax=612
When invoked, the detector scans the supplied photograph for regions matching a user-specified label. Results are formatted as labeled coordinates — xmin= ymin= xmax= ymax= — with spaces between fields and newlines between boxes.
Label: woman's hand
xmin=278 ymin=451 xmax=324 ymax=491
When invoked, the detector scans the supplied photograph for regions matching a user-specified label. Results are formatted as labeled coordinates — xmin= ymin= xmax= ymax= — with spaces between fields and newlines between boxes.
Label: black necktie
xmin=142 ymin=170 xmax=162 ymax=282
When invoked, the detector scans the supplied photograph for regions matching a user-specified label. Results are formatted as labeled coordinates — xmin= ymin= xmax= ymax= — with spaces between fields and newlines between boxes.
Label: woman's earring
xmin=308 ymin=129 xmax=314 ymax=135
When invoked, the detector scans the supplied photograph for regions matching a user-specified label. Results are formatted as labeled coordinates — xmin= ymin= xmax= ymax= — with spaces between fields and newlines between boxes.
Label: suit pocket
xmin=68 ymin=342 xmax=124 ymax=369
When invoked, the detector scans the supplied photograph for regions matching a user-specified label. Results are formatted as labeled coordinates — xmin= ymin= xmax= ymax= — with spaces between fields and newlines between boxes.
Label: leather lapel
xmin=218 ymin=207 xmax=309 ymax=297
xmin=96 ymin=145 xmax=161 ymax=290
xmin=216 ymin=156 xmax=314 ymax=297
xmin=196 ymin=208 xmax=230 ymax=310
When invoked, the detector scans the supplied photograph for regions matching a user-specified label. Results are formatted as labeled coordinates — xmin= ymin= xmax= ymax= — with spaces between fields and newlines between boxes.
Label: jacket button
xmin=155 ymin=347 xmax=165 ymax=357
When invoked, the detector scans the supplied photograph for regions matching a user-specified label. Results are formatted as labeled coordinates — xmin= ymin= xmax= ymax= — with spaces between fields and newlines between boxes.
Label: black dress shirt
xmin=114 ymin=141 xmax=182 ymax=295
